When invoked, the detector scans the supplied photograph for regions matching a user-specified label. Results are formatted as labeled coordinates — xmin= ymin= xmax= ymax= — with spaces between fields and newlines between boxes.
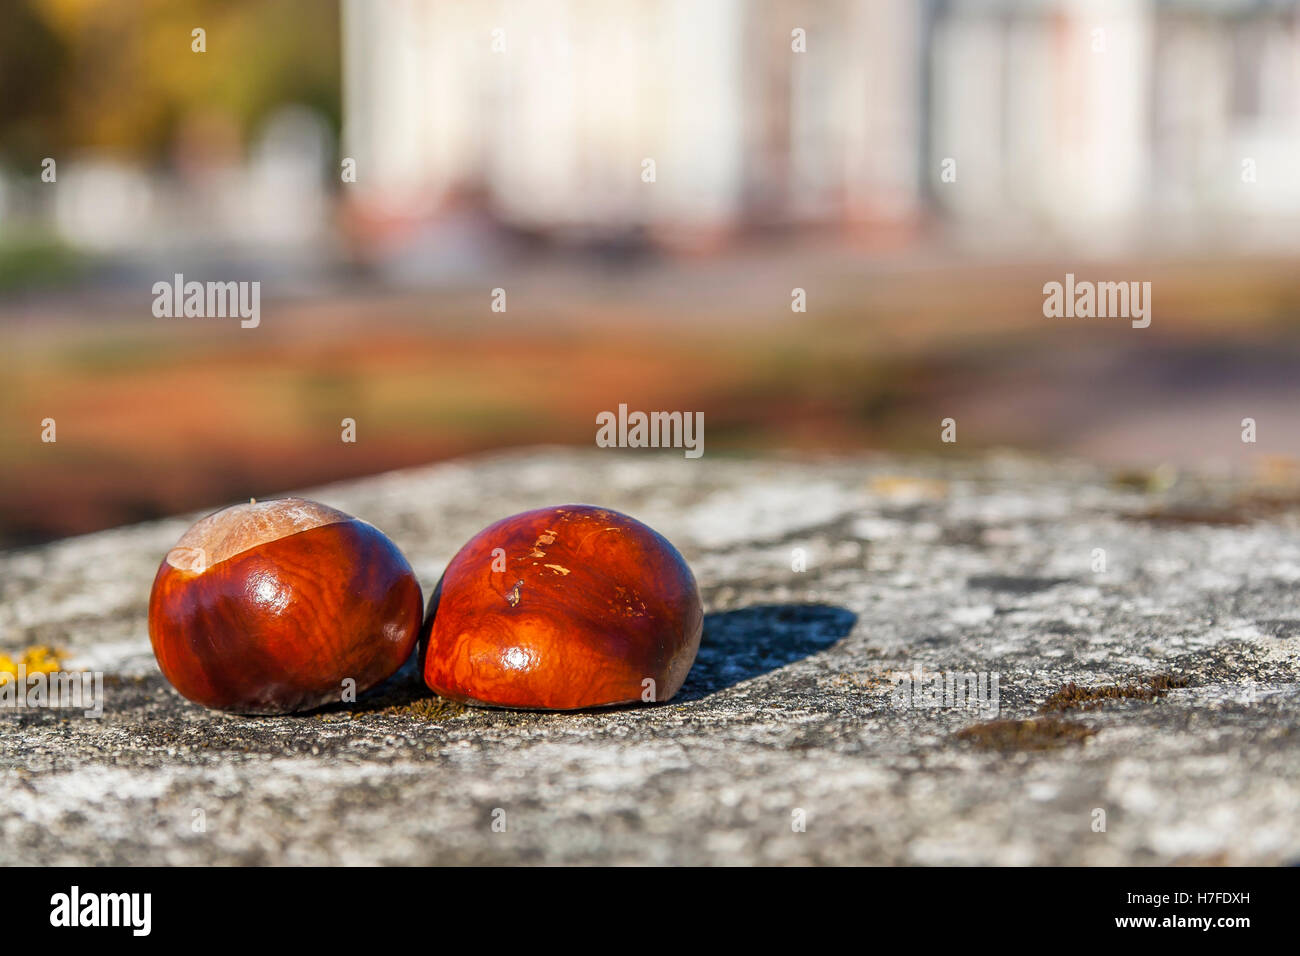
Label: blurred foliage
xmin=0 ymin=235 xmax=86 ymax=290
xmin=0 ymin=0 xmax=340 ymax=165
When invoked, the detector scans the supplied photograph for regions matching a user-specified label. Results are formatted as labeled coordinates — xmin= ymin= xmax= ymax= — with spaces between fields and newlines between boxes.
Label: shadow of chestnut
xmin=675 ymin=603 xmax=857 ymax=701
xmin=347 ymin=601 xmax=856 ymax=715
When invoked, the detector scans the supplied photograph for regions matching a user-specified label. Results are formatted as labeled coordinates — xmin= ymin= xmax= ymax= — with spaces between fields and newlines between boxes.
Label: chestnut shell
xmin=149 ymin=516 xmax=422 ymax=714
xmin=422 ymin=504 xmax=703 ymax=710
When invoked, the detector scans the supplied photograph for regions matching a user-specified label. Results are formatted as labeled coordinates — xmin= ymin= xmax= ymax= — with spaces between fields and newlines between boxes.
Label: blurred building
xmin=5 ymin=0 xmax=1299 ymax=265
xmin=0 ymin=105 xmax=335 ymax=269
xmin=342 ymin=0 xmax=1300 ymax=251
xmin=929 ymin=0 xmax=1300 ymax=249
xmin=341 ymin=0 xmax=922 ymax=244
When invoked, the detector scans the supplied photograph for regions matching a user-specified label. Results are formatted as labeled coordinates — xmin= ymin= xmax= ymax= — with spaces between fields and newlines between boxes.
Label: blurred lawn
xmin=0 ymin=236 xmax=88 ymax=292
xmin=3 ymin=249 xmax=1300 ymax=546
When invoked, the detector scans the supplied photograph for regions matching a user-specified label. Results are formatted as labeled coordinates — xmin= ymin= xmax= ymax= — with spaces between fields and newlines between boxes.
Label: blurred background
xmin=2 ymin=0 xmax=1300 ymax=547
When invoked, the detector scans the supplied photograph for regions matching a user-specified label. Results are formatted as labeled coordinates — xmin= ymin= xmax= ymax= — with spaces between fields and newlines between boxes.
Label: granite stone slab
xmin=2 ymin=448 xmax=1298 ymax=865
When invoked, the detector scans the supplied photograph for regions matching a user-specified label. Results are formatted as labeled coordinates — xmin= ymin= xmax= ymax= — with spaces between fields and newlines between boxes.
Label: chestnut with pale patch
xmin=149 ymin=498 xmax=422 ymax=714
xmin=422 ymin=505 xmax=702 ymax=710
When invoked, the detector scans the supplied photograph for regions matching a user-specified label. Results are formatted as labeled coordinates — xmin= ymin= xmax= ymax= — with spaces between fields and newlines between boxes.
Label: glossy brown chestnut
xmin=148 ymin=497 xmax=422 ymax=714
xmin=422 ymin=504 xmax=702 ymax=710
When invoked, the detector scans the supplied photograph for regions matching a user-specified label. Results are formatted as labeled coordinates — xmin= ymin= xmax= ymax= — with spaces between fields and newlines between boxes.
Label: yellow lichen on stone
xmin=0 ymin=645 xmax=66 ymax=684
xmin=24 ymin=646 xmax=64 ymax=673
xmin=869 ymin=475 xmax=949 ymax=502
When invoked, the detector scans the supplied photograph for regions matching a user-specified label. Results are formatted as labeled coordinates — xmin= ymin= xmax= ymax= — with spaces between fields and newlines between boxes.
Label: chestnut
xmin=148 ymin=497 xmax=422 ymax=714
xmin=422 ymin=504 xmax=702 ymax=710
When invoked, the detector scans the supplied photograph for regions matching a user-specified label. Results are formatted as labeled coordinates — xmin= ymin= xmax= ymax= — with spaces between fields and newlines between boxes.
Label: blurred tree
xmin=0 ymin=0 xmax=339 ymax=167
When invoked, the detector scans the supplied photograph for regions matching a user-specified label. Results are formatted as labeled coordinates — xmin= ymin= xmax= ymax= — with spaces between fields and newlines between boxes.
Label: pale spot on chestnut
xmin=166 ymin=497 xmax=352 ymax=572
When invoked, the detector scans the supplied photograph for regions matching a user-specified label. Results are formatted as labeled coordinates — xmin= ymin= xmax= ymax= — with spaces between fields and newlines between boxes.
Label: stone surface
xmin=2 ymin=448 xmax=1299 ymax=865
